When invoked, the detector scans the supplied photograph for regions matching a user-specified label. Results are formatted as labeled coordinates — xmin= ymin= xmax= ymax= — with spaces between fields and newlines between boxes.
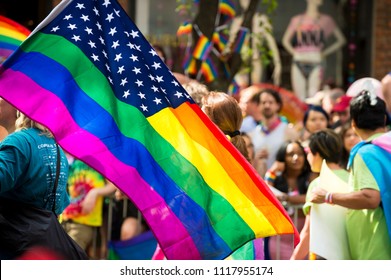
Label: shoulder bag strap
xmin=51 ymin=144 xmax=61 ymax=215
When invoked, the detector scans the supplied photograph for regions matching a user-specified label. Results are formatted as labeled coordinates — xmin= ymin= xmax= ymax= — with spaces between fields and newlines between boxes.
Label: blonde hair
xmin=15 ymin=112 xmax=53 ymax=137
xmin=182 ymin=80 xmax=209 ymax=107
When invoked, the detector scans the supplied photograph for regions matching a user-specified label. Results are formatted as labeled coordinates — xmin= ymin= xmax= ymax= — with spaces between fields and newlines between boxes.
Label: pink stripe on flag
xmin=0 ymin=49 xmax=13 ymax=58
xmin=372 ymin=132 xmax=391 ymax=153
xmin=253 ymin=238 xmax=265 ymax=260
xmin=0 ymin=69 xmax=201 ymax=259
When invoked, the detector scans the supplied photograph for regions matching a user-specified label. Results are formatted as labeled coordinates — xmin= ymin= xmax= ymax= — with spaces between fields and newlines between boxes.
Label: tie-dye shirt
xmin=62 ymin=159 xmax=106 ymax=226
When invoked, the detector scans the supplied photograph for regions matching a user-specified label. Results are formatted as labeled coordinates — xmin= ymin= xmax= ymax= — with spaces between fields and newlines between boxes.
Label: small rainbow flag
xmin=177 ymin=21 xmax=192 ymax=37
xmin=219 ymin=0 xmax=236 ymax=22
xmin=182 ymin=54 xmax=198 ymax=76
xmin=0 ymin=16 xmax=30 ymax=63
xmin=201 ymin=57 xmax=218 ymax=83
xmin=228 ymin=79 xmax=240 ymax=96
xmin=0 ymin=0 xmax=299 ymax=260
xmin=192 ymin=34 xmax=213 ymax=61
xmin=232 ymin=27 xmax=249 ymax=53
xmin=212 ymin=30 xmax=229 ymax=53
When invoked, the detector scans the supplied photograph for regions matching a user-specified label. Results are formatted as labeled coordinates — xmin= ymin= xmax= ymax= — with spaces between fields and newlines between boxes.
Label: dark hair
xmin=303 ymin=105 xmax=330 ymax=127
xmin=274 ymin=141 xmax=311 ymax=194
xmin=152 ymin=44 xmax=167 ymax=62
xmin=259 ymin=88 xmax=283 ymax=112
xmin=249 ymin=91 xmax=261 ymax=105
xmin=309 ymin=129 xmax=342 ymax=164
xmin=350 ymin=91 xmax=387 ymax=130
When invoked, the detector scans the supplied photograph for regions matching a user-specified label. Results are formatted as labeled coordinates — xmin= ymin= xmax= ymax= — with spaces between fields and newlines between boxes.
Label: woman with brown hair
xmin=201 ymin=91 xmax=250 ymax=162
xmin=264 ymin=140 xmax=311 ymax=259
xmin=337 ymin=121 xmax=360 ymax=169
xmin=200 ymin=90 xmax=264 ymax=260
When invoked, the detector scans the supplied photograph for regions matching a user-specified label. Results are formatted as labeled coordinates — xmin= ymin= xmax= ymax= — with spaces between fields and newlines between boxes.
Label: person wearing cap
xmin=330 ymin=95 xmax=352 ymax=132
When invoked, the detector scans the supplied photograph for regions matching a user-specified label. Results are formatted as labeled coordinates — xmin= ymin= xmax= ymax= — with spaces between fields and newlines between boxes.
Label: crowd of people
xmin=1 ymin=49 xmax=391 ymax=259
xmin=0 ymin=16 xmax=391 ymax=259
xmin=0 ymin=0 xmax=389 ymax=261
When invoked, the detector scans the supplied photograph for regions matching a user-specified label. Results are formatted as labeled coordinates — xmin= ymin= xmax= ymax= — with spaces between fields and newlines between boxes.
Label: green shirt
xmin=347 ymin=149 xmax=391 ymax=260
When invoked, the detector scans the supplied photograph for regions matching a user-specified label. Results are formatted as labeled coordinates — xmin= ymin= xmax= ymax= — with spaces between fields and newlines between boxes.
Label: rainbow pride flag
xmin=177 ymin=21 xmax=192 ymax=37
xmin=0 ymin=16 xmax=30 ymax=63
xmin=228 ymin=79 xmax=240 ymax=96
xmin=182 ymin=54 xmax=198 ymax=76
xmin=192 ymin=34 xmax=213 ymax=61
xmin=219 ymin=0 xmax=236 ymax=20
xmin=226 ymin=239 xmax=264 ymax=260
xmin=201 ymin=58 xmax=217 ymax=83
xmin=212 ymin=30 xmax=229 ymax=53
xmin=0 ymin=0 xmax=299 ymax=260
xmin=232 ymin=27 xmax=249 ymax=53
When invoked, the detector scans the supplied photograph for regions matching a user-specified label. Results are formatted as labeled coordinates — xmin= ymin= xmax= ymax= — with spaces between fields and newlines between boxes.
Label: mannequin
xmin=228 ymin=0 xmax=282 ymax=86
xmin=282 ymin=0 xmax=346 ymax=101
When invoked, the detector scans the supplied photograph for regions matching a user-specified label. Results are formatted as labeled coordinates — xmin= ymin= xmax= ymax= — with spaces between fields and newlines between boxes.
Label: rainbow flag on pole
xmin=0 ymin=16 xmax=30 ymax=63
xmin=0 ymin=0 xmax=298 ymax=260
xmin=219 ymin=0 xmax=236 ymax=22
xmin=177 ymin=21 xmax=192 ymax=37
xmin=201 ymin=58 xmax=217 ymax=83
xmin=192 ymin=34 xmax=213 ymax=61
xmin=232 ymin=27 xmax=249 ymax=53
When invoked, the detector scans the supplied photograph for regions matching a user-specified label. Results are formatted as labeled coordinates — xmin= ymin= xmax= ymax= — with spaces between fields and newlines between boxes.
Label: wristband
xmin=325 ymin=192 xmax=330 ymax=204
xmin=264 ymin=170 xmax=277 ymax=183
xmin=325 ymin=192 xmax=334 ymax=205
xmin=329 ymin=192 xmax=334 ymax=205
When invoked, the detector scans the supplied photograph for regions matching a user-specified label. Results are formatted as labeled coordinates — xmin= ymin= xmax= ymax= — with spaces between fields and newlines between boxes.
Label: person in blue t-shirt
xmin=0 ymin=107 xmax=70 ymax=258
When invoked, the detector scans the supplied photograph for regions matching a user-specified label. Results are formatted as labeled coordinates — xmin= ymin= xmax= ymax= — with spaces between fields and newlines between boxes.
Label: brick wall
xmin=373 ymin=0 xmax=391 ymax=79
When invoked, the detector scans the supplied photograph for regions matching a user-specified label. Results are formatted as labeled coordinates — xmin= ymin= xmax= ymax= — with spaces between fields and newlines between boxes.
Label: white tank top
xmin=251 ymin=122 xmax=289 ymax=169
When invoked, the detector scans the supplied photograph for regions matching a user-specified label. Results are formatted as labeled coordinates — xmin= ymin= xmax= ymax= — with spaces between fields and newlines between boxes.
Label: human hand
xmin=269 ymin=161 xmax=285 ymax=174
xmin=309 ymin=187 xmax=327 ymax=204
xmin=276 ymin=192 xmax=289 ymax=203
xmin=115 ymin=189 xmax=126 ymax=201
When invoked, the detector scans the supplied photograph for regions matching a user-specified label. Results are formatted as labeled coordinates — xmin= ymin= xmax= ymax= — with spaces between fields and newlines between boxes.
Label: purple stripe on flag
xmin=372 ymin=132 xmax=391 ymax=153
xmin=253 ymin=238 xmax=265 ymax=260
xmin=0 ymin=49 xmax=13 ymax=58
xmin=0 ymin=68 xmax=201 ymax=260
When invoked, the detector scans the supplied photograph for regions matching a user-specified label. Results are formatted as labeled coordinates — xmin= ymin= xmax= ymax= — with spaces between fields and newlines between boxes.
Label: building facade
xmin=1 ymin=0 xmax=390 ymax=90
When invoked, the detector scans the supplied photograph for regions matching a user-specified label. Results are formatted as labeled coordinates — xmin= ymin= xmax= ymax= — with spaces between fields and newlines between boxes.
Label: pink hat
xmin=332 ymin=95 xmax=352 ymax=113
